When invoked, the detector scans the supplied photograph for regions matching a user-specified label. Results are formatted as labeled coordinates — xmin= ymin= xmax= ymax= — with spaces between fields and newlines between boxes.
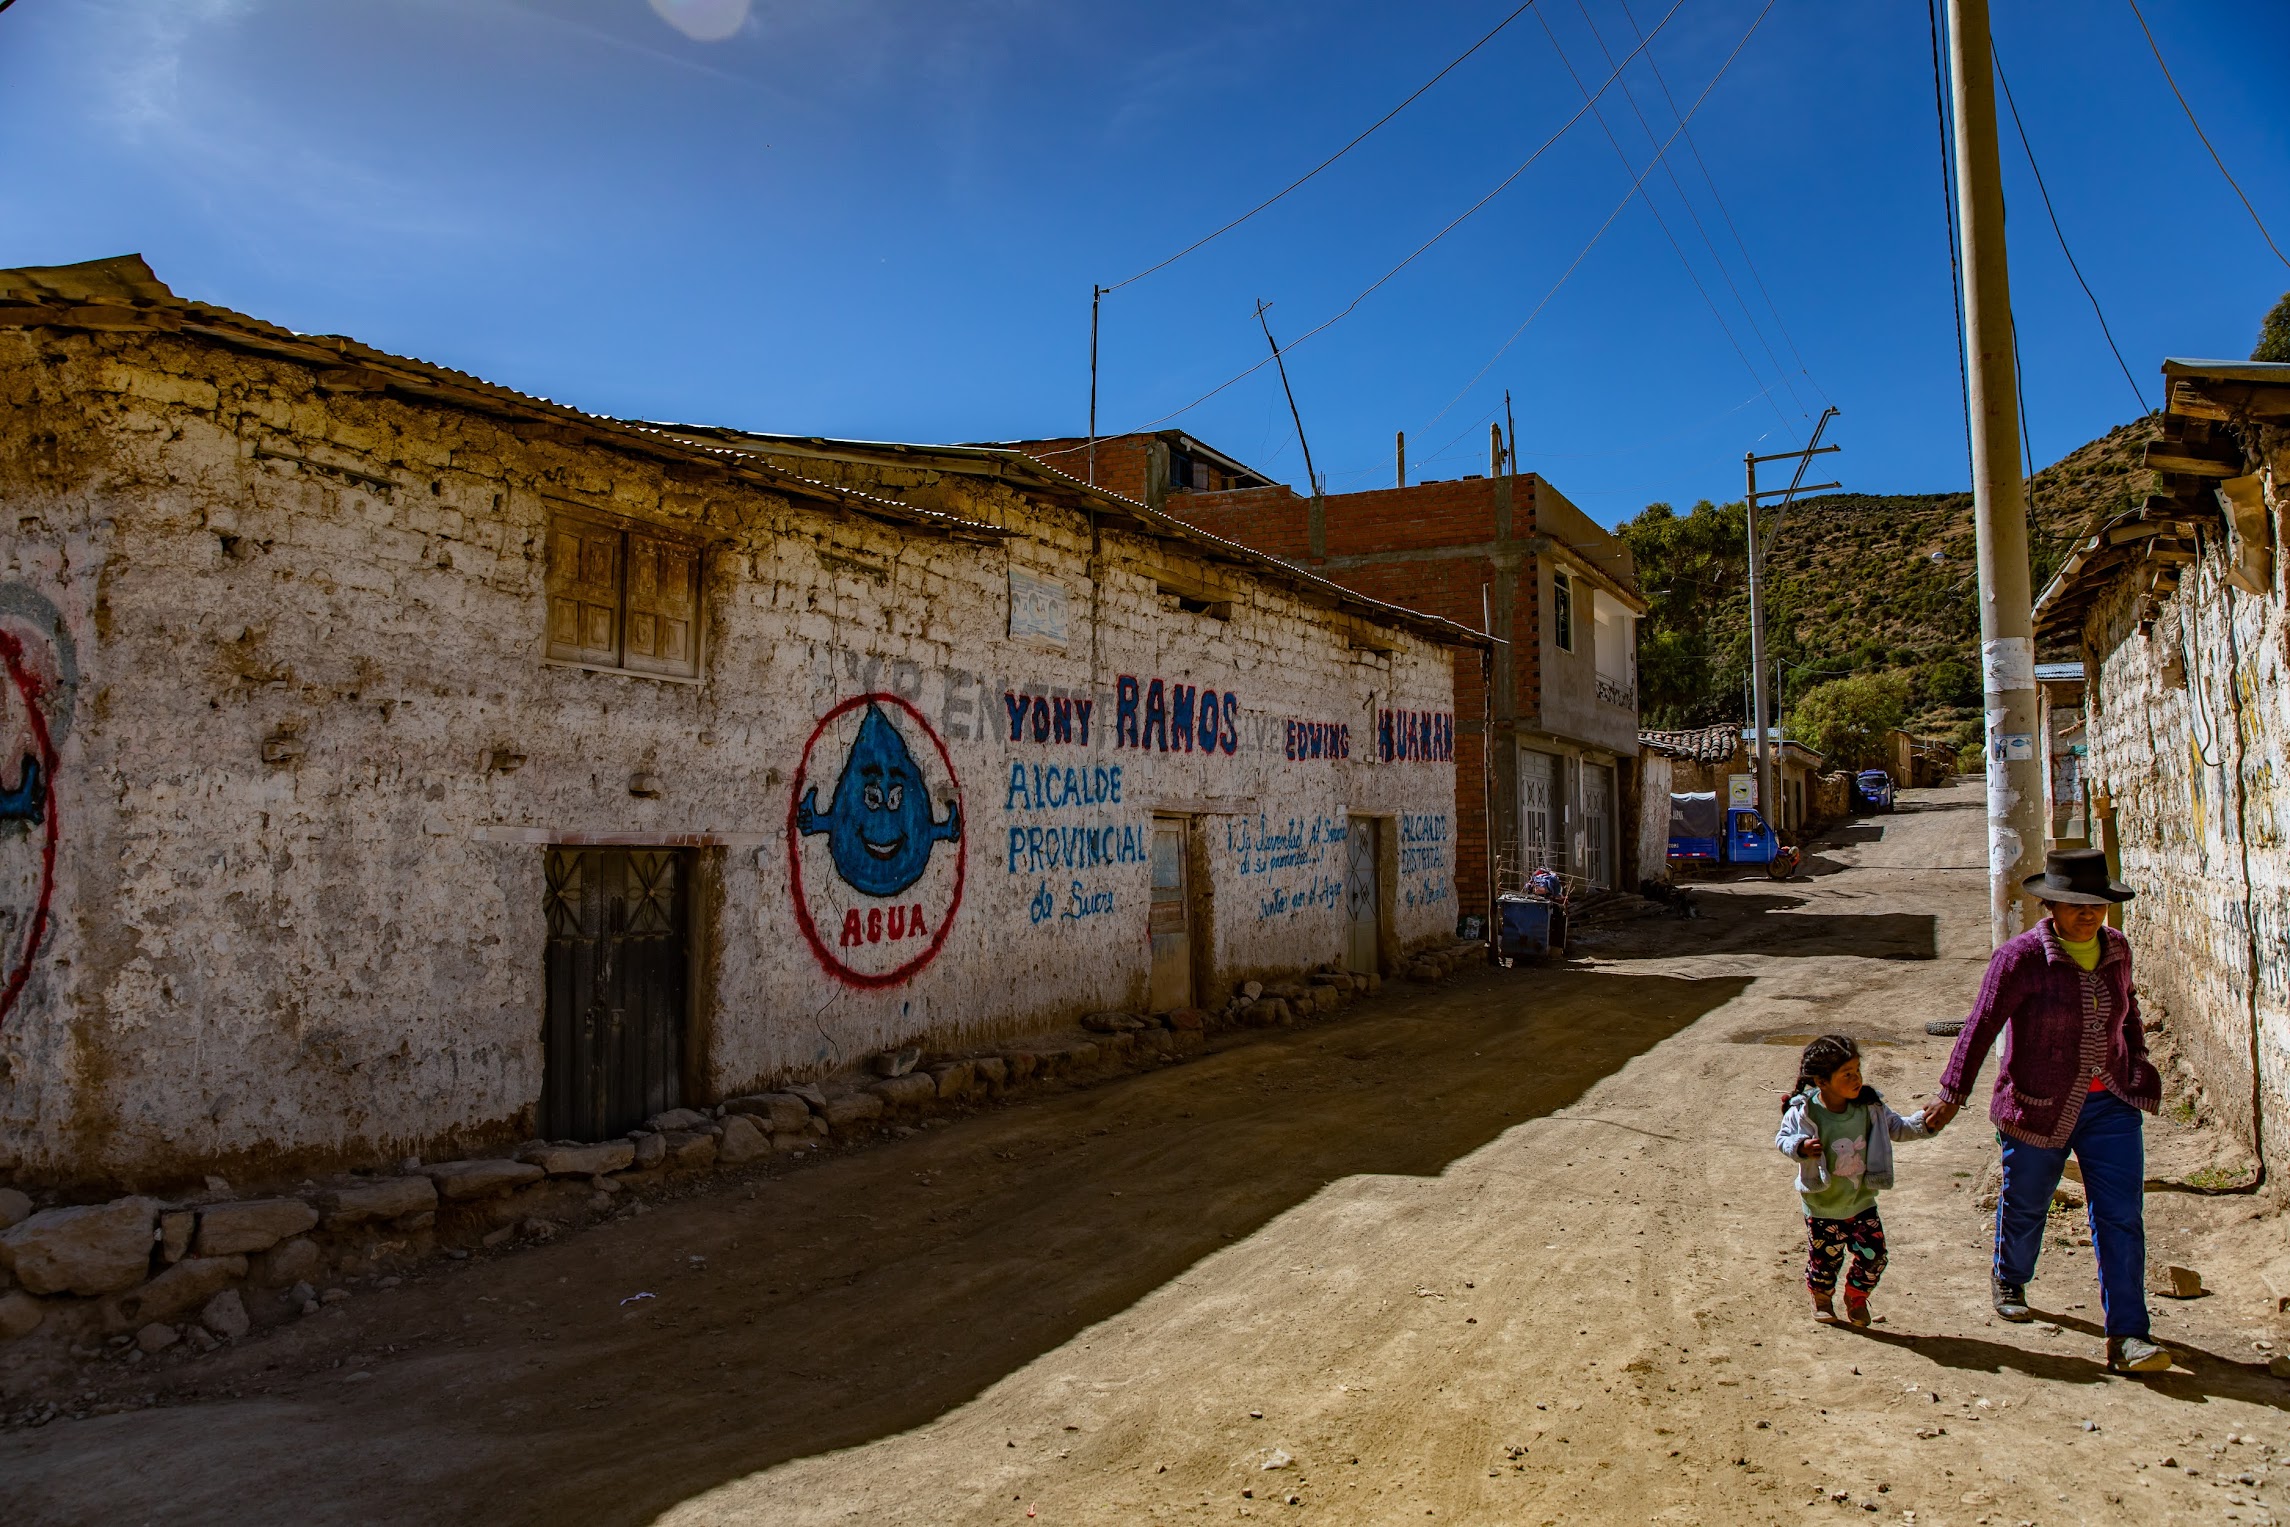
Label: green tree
xmin=1616 ymin=498 xmax=1750 ymax=728
xmin=2255 ymin=291 xmax=2290 ymax=363
xmin=1787 ymin=671 xmax=1912 ymax=770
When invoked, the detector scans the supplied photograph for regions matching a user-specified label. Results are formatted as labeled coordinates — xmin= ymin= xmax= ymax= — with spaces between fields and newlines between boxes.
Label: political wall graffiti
xmin=789 ymin=693 xmax=965 ymax=988
xmin=0 ymin=585 xmax=71 ymax=1030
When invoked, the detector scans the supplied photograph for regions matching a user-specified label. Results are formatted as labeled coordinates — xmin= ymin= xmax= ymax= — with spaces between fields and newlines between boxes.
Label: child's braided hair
xmin=1785 ymin=1032 xmax=1875 ymax=1112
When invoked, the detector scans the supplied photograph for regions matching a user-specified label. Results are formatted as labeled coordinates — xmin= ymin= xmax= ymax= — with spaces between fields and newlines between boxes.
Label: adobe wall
xmin=0 ymin=327 xmax=1461 ymax=1191
xmin=2082 ymin=517 xmax=2290 ymax=1171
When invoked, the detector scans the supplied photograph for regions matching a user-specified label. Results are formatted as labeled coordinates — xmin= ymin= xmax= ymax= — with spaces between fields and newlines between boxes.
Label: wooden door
xmin=1147 ymin=817 xmax=1193 ymax=1012
xmin=543 ymin=847 xmax=688 ymax=1141
xmin=1344 ymin=816 xmax=1380 ymax=974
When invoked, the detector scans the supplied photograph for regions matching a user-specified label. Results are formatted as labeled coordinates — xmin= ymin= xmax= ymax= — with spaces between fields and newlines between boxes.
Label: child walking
xmin=1775 ymin=1034 xmax=1939 ymax=1325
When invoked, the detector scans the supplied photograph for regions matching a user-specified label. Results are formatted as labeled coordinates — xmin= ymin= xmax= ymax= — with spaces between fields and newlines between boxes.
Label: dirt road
xmin=6 ymin=782 xmax=2286 ymax=1524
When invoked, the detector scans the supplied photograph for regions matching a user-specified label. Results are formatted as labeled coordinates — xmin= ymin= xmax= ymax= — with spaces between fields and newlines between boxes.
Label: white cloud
xmin=648 ymin=0 xmax=751 ymax=43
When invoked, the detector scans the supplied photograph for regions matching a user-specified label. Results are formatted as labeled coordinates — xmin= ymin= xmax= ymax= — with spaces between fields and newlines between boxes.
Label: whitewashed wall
xmin=0 ymin=326 xmax=1460 ymax=1188
xmin=2082 ymin=487 xmax=2290 ymax=1170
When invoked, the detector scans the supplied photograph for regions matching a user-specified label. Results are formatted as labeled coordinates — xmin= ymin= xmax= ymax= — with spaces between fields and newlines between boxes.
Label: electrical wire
xmin=1926 ymin=0 xmax=1975 ymax=487
xmin=1536 ymin=3 xmax=1795 ymax=437
xmin=1415 ymin=0 xmax=1776 ymax=461
xmin=1612 ymin=0 xmax=1829 ymax=409
xmin=1993 ymin=51 xmax=2152 ymax=417
xmin=2124 ymin=0 xmax=2290 ymax=272
xmin=1112 ymin=0 xmax=1693 ymax=435
xmin=1572 ymin=0 xmax=1806 ymax=423
xmin=1104 ymin=0 xmax=1548 ymax=294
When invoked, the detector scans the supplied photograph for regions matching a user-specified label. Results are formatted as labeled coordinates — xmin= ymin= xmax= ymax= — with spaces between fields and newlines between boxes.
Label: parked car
xmin=1853 ymin=769 xmax=1895 ymax=812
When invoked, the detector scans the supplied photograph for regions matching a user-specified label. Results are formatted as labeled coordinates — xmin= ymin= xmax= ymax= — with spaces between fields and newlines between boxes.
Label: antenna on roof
xmin=1255 ymin=299 xmax=1318 ymax=498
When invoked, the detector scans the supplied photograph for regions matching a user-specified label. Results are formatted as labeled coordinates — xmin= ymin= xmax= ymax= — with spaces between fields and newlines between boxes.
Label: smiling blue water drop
xmin=796 ymin=703 xmax=960 ymax=897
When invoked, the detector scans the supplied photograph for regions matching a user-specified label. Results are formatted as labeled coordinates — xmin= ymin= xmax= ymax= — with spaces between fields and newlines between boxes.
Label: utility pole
xmin=1489 ymin=422 xmax=1504 ymax=478
xmin=1087 ymin=284 xmax=1103 ymax=488
xmin=1948 ymin=0 xmax=2043 ymax=945
xmin=1744 ymin=410 xmax=1841 ymax=832
xmin=1505 ymin=389 xmax=1519 ymax=474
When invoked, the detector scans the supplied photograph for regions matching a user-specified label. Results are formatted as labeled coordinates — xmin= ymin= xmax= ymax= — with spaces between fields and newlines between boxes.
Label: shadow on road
xmin=1594 ymin=891 xmax=1938 ymax=962
xmin=7 ymin=968 xmax=1746 ymax=1527
xmin=1845 ymin=1324 xmax=2290 ymax=1411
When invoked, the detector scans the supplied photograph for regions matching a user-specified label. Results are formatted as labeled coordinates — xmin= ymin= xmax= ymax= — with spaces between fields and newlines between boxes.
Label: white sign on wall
xmin=1008 ymin=568 xmax=1068 ymax=649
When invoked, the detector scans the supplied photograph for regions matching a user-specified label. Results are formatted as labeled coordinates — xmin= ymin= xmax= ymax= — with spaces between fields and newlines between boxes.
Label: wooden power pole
xmin=1743 ymin=410 xmax=1841 ymax=833
xmin=1948 ymin=0 xmax=2044 ymax=945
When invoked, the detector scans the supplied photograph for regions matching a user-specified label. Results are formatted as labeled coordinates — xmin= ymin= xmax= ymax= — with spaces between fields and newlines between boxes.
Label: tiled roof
xmin=1639 ymin=725 xmax=1740 ymax=763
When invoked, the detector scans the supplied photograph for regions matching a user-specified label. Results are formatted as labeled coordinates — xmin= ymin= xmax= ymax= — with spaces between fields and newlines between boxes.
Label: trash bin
xmin=1497 ymin=894 xmax=1558 ymax=960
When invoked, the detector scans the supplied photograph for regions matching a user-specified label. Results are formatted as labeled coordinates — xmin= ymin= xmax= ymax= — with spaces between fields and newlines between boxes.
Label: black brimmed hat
xmin=2022 ymin=847 xmax=2135 ymax=905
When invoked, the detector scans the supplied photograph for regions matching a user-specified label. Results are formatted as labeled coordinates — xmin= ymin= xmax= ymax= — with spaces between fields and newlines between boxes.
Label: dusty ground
xmin=5 ymin=781 xmax=2287 ymax=1525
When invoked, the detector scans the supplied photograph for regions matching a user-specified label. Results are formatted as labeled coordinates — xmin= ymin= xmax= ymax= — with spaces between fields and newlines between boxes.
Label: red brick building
xmin=1003 ymin=433 xmax=1646 ymax=926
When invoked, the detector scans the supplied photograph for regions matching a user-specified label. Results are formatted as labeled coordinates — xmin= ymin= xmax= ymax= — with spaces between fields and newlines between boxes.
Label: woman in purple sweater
xmin=1922 ymin=849 xmax=2173 ymax=1374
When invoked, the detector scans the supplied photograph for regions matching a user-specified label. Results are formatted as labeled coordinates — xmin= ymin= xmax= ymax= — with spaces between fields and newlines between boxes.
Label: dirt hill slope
xmin=1622 ymin=416 xmax=2157 ymax=736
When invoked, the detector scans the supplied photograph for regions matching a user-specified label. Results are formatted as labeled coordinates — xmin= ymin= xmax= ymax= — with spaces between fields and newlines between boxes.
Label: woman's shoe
xmin=2108 ymin=1335 xmax=2173 ymax=1373
xmin=1992 ymin=1276 xmax=2032 ymax=1322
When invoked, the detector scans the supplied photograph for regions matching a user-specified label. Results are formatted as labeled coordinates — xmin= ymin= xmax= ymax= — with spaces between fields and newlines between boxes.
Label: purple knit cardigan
xmin=1936 ymin=922 xmax=2161 ymax=1142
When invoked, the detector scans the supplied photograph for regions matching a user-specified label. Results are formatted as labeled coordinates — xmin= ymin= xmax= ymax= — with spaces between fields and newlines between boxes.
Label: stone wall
xmin=0 ymin=319 xmax=1464 ymax=1191
xmin=2082 ymin=516 xmax=2290 ymax=1170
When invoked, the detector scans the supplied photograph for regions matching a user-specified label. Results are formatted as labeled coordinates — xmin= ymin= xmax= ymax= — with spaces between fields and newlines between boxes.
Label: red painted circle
xmin=0 ymin=629 xmax=58 ymax=1030
xmin=786 ymin=691 xmax=966 ymax=989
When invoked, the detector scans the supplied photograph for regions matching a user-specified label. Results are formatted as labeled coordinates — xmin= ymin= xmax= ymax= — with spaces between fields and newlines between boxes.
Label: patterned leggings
xmin=1805 ymin=1206 xmax=1888 ymax=1295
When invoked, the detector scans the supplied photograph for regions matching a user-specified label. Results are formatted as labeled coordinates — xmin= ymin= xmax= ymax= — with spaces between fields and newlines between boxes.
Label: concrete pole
xmin=1744 ymin=454 xmax=1775 ymax=828
xmin=1948 ymin=0 xmax=2044 ymax=945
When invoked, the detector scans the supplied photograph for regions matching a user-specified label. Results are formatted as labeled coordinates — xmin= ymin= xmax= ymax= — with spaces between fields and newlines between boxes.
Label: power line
xmin=1416 ymin=0 xmax=1777 ymax=458
xmin=1926 ymin=0 xmax=1974 ymax=486
xmin=1112 ymin=0 xmax=1693 ymax=435
xmin=1571 ymin=0 xmax=1807 ymax=422
xmin=2124 ymin=0 xmax=2290 ymax=272
xmin=1104 ymin=0 xmax=1549 ymax=294
xmin=1612 ymin=0 xmax=1829 ymax=408
xmin=1539 ymin=2 xmax=1797 ymax=434
xmin=1992 ymin=51 xmax=2152 ymax=417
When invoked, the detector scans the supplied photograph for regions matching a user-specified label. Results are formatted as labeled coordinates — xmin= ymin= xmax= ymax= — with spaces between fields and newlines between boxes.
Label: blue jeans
xmin=1994 ymin=1087 xmax=2150 ymax=1338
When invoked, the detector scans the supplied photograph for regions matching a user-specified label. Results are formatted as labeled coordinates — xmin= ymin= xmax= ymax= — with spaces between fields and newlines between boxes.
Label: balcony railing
xmin=1595 ymin=676 xmax=1636 ymax=710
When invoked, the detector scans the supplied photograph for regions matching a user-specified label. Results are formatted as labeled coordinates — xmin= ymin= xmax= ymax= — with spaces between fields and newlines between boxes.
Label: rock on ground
xmin=519 ymin=1141 xmax=637 ymax=1177
xmin=199 ymin=1288 xmax=250 ymax=1341
xmin=421 ymin=1160 xmax=546 ymax=1201
xmin=194 ymin=1197 xmax=320 ymax=1256
xmin=0 ymin=1197 xmax=158 ymax=1296
xmin=318 ymin=1177 xmax=438 ymax=1226
xmin=104 ymin=1254 xmax=250 ymax=1330
xmin=716 ymin=1114 xmax=768 ymax=1165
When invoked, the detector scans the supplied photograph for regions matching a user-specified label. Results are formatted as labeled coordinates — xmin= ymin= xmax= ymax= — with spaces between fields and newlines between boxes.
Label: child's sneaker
xmin=1811 ymin=1291 xmax=1838 ymax=1323
xmin=1842 ymin=1290 xmax=1871 ymax=1327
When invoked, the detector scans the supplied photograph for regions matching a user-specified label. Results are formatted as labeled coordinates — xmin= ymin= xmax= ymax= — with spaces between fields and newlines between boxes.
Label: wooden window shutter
xmin=622 ymin=530 xmax=701 ymax=678
xmin=547 ymin=516 xmax=622 ymax=667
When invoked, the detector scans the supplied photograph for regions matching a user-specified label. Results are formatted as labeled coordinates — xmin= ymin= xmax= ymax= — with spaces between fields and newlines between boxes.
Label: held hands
xmin=1796 ymin=1137 xmax=1823 ymax=1159
xmin=1922 ymin=1100 xmax=1960 ymax=1132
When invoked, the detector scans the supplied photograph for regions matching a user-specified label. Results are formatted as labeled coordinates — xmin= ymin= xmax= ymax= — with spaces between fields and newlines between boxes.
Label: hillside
xmin=1620 ymin=415 xmax=2158 ymax=743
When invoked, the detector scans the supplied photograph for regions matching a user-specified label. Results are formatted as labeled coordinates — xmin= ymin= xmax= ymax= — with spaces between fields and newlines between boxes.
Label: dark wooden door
xmin=543 ymin=847 xmax=688 ymax=1141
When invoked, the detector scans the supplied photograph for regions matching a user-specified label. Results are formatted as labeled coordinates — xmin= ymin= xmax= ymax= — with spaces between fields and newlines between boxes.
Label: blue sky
xmin=3 ymin=0 xmax=2284 ymax=524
